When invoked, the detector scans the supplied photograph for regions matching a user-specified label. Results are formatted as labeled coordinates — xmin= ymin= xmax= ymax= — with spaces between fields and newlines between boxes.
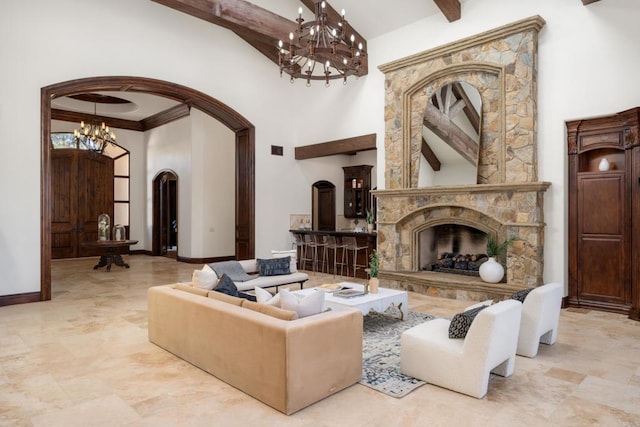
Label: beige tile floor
xmin=1 ymin=255 xmax=639 ymax=426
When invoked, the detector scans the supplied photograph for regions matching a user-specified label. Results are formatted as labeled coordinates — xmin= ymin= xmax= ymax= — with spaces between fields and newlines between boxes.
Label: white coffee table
xmin=295 ymin=282 xmax=408 ymax=320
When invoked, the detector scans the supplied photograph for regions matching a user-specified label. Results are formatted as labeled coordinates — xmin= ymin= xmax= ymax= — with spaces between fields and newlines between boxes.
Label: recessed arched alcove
xmin=40 ymin=76 xmax=255 ymax=301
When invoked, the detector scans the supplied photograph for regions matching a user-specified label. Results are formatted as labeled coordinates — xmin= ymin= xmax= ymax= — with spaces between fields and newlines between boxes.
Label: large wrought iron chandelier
xmin=73 ymin=103 xmax=117 ymax=153
xmin=277 ymin=1 xmax=366 ymax=86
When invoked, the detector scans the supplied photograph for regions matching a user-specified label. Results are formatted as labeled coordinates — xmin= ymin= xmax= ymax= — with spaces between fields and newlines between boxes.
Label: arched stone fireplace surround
xmin=375 ymin=16 xmax=550 ymax=300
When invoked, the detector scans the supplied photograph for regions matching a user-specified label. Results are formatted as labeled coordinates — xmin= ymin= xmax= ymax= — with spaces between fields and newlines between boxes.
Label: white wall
xmin=1 ymin=0 xmax=639 ymax=296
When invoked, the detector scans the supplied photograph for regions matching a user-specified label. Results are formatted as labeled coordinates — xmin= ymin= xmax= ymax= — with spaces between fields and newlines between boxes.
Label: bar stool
xmin=325 ymin=235 xmax=348 ymax=277
xmin=292 ymin=233 xmax=306 ymax=268
xmin=342 ymin=236 xmax=369 ymax=278
xmin=313 ymin=234 xmax=329 ymax=273
xmin=300 ymin=234 xmax=315 ymax=271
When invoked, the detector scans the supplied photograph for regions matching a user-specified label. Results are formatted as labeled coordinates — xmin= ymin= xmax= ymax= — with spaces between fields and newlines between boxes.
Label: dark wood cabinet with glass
xmin=343 ymin=165 xmax=373 ymax=219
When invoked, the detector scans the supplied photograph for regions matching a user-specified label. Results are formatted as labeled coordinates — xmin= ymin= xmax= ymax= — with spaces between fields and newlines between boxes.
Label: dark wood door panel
xmin=578 ymin=238 xmax=625 ymax=302
xmin=51 ymin=151 xmax=78 ymax=258
xmin=578 ymin=174 xmax=624 ymax=235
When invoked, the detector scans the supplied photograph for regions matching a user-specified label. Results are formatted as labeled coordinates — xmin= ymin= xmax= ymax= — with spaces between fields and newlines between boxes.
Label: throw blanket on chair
xmin=209 ymin=261 xmax=253 ymax=282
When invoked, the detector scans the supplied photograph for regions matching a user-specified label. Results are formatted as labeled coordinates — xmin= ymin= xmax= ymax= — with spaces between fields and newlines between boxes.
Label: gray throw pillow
xmin=257 ymin=257 xmax=290 ymax=276
xmin=448 ymin=305 xmax=487 ymax=339
xmin=511 ymin=288 xmax=533 ymax=303
xmin=214 ymin=273 xmax=239 ymax=297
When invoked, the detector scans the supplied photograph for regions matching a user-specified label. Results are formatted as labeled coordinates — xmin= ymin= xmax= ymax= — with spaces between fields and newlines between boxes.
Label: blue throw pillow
xmin=257 ymin=257 xmax=290 ymax=276
xmin=214 ymin=273 xmax=239 ymax=297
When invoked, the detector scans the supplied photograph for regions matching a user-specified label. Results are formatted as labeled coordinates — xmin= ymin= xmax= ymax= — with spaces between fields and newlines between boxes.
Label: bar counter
xmin=289 ymin=229 xmax=376 ymax=279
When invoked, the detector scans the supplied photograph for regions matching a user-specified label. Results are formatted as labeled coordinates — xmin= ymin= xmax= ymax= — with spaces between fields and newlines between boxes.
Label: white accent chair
xmin=400 ymin=299 xmax=522 ymax=399
xmin=516 ymin=282 xmax=563 ymax=357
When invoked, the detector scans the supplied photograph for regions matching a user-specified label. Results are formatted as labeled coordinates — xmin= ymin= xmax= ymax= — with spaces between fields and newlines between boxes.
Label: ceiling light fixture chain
xmin=277 ymin=0 xmax=365 ymax=87
xmin=73 ymin=102 xmax=117 ymax=154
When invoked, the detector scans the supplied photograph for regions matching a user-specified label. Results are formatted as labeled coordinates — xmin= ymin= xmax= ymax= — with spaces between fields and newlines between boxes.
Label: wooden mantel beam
xmin=295 ymin=133 xmax=376 ymax=160
xmin=433 ymin=0 xmax=461 ymax=22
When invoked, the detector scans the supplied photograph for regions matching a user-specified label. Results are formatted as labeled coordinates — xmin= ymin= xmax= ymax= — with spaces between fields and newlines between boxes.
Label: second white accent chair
xmin=516 ymin=282 xmax=563 ymax=358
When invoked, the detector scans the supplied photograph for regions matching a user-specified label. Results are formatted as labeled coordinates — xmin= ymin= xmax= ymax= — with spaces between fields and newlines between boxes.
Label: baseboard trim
xmin=0 ymin=292 xmax=42 ymax=307
xmin=131 ymin=249 xmax=152 ymax=256
xmin=177 ymin=255 xmax=235 ymax=264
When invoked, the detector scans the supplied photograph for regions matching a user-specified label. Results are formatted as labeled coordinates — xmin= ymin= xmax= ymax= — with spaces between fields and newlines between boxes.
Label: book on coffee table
xmin=317 ymin=283 xmax=351 ymax=293
xmin=333 ymin=289 xmax=366 ymax=298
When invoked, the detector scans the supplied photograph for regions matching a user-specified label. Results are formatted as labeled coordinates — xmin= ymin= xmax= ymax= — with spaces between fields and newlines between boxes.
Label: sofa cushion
xmin=209 ymin=260 xmax=253 ymax=282
xmin=271 ymin=250 xmax=297 ymax=273
xmin=174 ymin=283 xmax=210 ymax=297
xmin=242 ymin=300 xmax=299 ymax=321
xmin=464 ymin=300 xmax=493 ymax=312
xmin=214 ymin=273 xmax=239 ymax=297
xmin=257 ymin=257 xmax=291 ymax=276
xmin=192 ymin=265 xmax=219 ymax=290
xmin=207 ymin=290 xmax=244 ymax=306
xmin=448 ymin=305 xmax=487 ymax=339
xmin=255 ymin=286 xmax=281 ymax=307
xmin=280 ymin=289 xmax=324 ymax=318
xmin=511 ymin=288 xmax=534 ymax=303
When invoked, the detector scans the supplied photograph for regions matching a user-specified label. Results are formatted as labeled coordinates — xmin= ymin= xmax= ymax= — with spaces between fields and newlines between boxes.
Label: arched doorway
xmin=40 ymin=76 xmax=255 ymax=301
xmin=312 ymin=180 xmax=336 ymax=231
xmin=152 ymin=170 xmax=178 ymax=257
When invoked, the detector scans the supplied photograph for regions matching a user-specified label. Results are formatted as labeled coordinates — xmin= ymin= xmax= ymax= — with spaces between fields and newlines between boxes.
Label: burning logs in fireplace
xmin=424 ymin=252 xmax=489 ymax=277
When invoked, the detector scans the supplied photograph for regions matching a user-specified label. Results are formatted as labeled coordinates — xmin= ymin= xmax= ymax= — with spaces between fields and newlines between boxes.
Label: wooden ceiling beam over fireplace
xmin=582 ymin=0 xmax=601 ymax=4
xmin=295 ymin=133 xmax=376 ymax=160
xmin=423 ymin=103 xmax=478 ymax=165
xmin=421 ymin=137 xmax=441 ymax=171
xmin=433 ymin=0 xmax=461 ymax=22
xmin=152 ymin=0 xmax=368 ymax=77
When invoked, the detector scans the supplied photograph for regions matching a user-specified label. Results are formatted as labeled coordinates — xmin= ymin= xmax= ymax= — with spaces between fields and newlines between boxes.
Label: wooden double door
xmin=51 ymin=149 xmax=114 ymax=259
xmin=567 ymin=107 xmax=640 ymax=320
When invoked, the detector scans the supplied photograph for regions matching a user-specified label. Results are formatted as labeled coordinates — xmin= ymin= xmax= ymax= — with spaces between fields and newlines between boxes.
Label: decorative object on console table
xmin=479 ymin=236 xmax=514 ymax=283
xmin=369 ymin=250 xmax=379 ymax=294
xmin=98 ymin=213 xmax=110 ymax=241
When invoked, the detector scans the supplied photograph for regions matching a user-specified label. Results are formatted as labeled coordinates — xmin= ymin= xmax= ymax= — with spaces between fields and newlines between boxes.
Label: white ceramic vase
xmin=598 ymin=158 xmax=610 ymax=171
xmin=479 ymin=257 xmax=504 ymax=283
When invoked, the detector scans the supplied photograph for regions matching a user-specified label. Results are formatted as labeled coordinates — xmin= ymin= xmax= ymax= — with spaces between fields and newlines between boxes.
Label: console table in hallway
xmin=81 ymin=240 xmax=139 ymax=272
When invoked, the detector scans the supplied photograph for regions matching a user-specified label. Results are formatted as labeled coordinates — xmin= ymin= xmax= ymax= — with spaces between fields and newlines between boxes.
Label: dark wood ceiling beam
xmin=152 ymin=0 xmax=368 ymax=78
xmin=582 ymin=0 xmax=600 ymax=4
xmin=140 ymin=104 xmax=191 ymax=131
xmin=422 ymin=137 xmax=441 ymax=171
xmin=51 ymin=108 xmax=144 ymax=132
xmin=295 ymin=133 xmax=376 ymax=160
xmin=451 ymin=82 xmax=480 ymax=132
xmin=151 ymin=0 xmax=297 ymax=40
xmin=433 ymin=0 xmax=461 ymax=22
xmin=423 ymin=103 xmax=478 ymax=164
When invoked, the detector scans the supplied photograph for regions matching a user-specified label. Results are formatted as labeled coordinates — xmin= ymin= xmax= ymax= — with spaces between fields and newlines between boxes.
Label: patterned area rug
xmin=360 ymin=306 xmax=435 ymax=398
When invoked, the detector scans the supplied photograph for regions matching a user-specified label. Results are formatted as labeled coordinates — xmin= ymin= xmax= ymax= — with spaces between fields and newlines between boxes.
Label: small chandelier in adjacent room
xmin=278 ymin=1 xmax=366 ymax=86
xmin=73 ymin=103 xmax=117 ymax=153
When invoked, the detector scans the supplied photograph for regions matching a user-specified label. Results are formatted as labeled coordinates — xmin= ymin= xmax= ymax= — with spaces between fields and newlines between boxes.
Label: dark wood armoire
xmin=566 ymin=107 xmax=640 ymax=321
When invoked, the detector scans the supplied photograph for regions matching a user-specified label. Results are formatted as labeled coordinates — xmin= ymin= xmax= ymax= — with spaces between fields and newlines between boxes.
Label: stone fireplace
xmin=374 ymin=16 xmax=550 ymax=301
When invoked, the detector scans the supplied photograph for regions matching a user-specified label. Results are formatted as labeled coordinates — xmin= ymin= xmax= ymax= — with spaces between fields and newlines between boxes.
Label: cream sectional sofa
xmin=147 ymin=284 xmax=363 ymax=415
xmin=233 ymin=259 xmax=309 ymax=292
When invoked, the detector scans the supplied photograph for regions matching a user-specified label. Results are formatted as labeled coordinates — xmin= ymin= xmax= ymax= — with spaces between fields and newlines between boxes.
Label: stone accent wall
xmin=375 ymin=16 xmax=550 ymax=294
xmin=381 ymin=16 xmax=545 ymax=188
